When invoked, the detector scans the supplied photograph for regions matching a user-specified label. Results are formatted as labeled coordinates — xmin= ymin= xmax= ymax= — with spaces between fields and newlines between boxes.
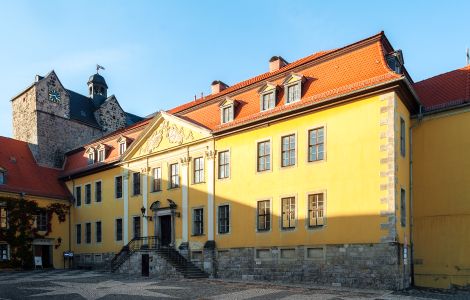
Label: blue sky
xmin=0 ymin=0 xmax=469 ymax=137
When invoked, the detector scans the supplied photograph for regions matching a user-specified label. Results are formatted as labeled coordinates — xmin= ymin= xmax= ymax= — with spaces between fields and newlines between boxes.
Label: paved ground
xmin=0 ymin=270 xmax=468 ymax=299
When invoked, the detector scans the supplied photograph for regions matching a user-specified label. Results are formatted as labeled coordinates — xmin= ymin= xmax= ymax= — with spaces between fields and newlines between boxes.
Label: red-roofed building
xmin=2 ymin=31 xmax=470 ymax=290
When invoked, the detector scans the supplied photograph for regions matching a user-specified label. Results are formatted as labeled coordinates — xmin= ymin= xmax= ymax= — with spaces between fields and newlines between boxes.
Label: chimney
xmin=269 ymin=56 xmax=288 ymax=72
xmin=211 ymin=80 xmax=229 ymax=94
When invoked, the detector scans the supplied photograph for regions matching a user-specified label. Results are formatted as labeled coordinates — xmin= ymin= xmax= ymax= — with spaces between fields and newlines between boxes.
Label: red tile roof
xmin=413 ymin=65 xmax=470 ymax=111
xmin=0 ymin=136 xmax=70 ymax=200
xmin=62 ymin=118 xmax=151 ymax=176
xmin=65 ymin=32 xmax=412 ymax=178
xmin=169 ymin=32 xmax=403 ymax=131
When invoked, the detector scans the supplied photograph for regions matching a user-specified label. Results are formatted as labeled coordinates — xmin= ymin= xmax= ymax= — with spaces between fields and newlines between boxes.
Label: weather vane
xmin=96 ymin=64 xmax=105 ymax=74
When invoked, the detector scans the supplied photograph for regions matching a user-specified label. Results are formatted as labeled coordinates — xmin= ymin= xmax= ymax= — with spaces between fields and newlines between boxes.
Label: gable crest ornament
xmin=138 ymin=120 xmax=195 ymax=155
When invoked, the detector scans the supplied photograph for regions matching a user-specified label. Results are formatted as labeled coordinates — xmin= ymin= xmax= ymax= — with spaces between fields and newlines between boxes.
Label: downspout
xmin=409 ymin=105 xmax=423 ymax=286
xmin=70 ymin=177 xmax=74 ymax=269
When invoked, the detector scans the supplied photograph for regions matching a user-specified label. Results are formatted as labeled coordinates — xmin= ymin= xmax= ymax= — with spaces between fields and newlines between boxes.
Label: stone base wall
xmin=116 ymin=251 xmax=184 ymax=280
xmin=190 ymin=243 xmax=409 ymax=290
xmin=74 ymin=252 xmax=115 ymax=270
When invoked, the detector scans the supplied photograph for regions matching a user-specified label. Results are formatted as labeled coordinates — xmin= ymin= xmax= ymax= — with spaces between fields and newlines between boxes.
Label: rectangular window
xmin=281 ymin=197 xmax=296 ymax=229
xmin=0 ymin=244 xmax=8 ymax=261
xmin=287 ymin=83 xmax=301 ymax=103
xmin=88 ymin=153 xmax=94 ymax=165
xmin=222 ymin=106 xmax=233 ymax=123
xmin=152 ymin=167 xmax=162 ymax=192
xmin=95 ymin=181 xmax=102 ymax=203
xmin=116 ymin=218 xmax=123 ymax=241
xmin=257 ymin=141 xmax=271 ymax=172
xmin=96 ymin=221 xmax=102 ymax=243
xmin=115 ymin=176 xmax=123 ymax=198
xmin=401 ymin=188 xmax=406 ymax=227
xmin=119 ymin=142 xmax=126 ymax=155
xmin=98 ymin=149 xmax=105 ymax=162
xmin=85 ymin=222 xmax=91 ymax=244
xmin=193 ymin=157 xmax=204 ymax=183
xmin=281 ymin=134 xmax=296 ymax=167
xmin=257 ymin=200 xmax=271 ymax=231
xmin=76 ymin=224 xmax=82 ymax=244
xmin=0 ymin=171 xmax=5 ymax=184
xmin=218 ymin=151 xmax=230 ymax=179
xmin=36 ymin=211 xmax=48 ymax=231
xmin=193 ymin=208 xmax=204 ymax=236
xmin=85 ymin=184 xmax=91 ymax=204
xmin=133 ymin=172 xmax=141 ymax=195
xmin=262 ymin=92 xmax=275 ymax=111
xmin=218 ymin=205 xmax=229 ymax=234
xmin=308 ymin=193 xmax=325 ymax=227
xmin=170 ymin=163 xmax=179 ymax=188
xmin=400 ymin=117 xmax=406 ymax=157
xmin=75 ymin=186 xmax=82 ymax=207
xmin=308 ymin=127 xmax=325 ymax=162
xmin=133 ymin=216 xmax=141 ymax=238
xmin=0 ymin=207 xmax=7 ymax=229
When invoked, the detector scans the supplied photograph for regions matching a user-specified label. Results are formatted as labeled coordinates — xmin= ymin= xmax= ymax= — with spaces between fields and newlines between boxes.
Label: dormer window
xmin=117 ymin=136 xmax=130 ymax=156
xmin=119 ymin=142 xmax=126 ymax=155
xmin=219 ymin=97 xmax=236 ymax=124
xmin=85 ymin=148 xmax=95 ymax=165
xmin=96 ymin=144 xmax=107 ymax=162
xmin=98 ymin=149 xmax=105 ymax=162
xmin=0 ymin=168 xmax=6 ymax=185
xmin=258 ymin=82 xmax=277 ymax=111
xmin=283 ymin=73 xmax=303 ymax=104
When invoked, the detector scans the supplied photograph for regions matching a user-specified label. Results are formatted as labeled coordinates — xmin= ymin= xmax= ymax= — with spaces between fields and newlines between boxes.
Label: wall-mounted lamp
xmin=55 ymin=237 xmax=62 ymax=249
xmin=141 ymin=206 xmax=153 ymax=221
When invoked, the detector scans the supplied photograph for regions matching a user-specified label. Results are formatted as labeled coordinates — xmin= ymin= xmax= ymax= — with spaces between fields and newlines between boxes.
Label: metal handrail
xmin=110 ymin=236 xmax=160 ymax=271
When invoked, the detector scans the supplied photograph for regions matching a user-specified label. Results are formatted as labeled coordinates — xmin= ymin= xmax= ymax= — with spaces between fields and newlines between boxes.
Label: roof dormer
xmin=96 ymin=144 xmax=108 ymax=163
xmin=219 ymin=97 xmax=237 ymax=124
xmin=258 ymin=82 xmax=278 ymax=111
xmin=282 ymin=73 xmax=304 ymax=105
xmin=117 ymin=136 xmax=131 ymax=156
xmin=85 ymin=147 xmax=96 ymax=165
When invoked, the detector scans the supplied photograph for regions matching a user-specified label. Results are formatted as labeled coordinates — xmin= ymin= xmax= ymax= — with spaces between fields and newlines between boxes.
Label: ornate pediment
xmin=258 ymin=82 xmax=277 ymax=94
xmin=123 ymin=111 xmax=212 ymax=160
xmin=282 ymin=73 xmax=304 ymax=85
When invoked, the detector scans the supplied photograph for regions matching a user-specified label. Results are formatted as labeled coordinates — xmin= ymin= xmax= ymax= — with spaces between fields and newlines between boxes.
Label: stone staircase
xmin=109 ymin=236 xmax=208 ymax=279
xmin=155 ymin=246 xmax=208 ymax=279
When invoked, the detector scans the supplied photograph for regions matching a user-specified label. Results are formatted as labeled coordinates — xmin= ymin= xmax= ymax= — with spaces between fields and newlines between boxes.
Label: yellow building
xmin=3 ymin=31 xmax=468 ymax=290
xmin=59 ymin=32 xmax=420 ymax=289
xmin=0 ymin=137 xmax=70 ymax=269
xmin=411 ymin=65 xmax=470 ymax=288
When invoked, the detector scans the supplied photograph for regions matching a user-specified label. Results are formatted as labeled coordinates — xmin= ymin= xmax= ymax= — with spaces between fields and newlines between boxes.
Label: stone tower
xmin=11 ymin=70 xmax=142 ymax=168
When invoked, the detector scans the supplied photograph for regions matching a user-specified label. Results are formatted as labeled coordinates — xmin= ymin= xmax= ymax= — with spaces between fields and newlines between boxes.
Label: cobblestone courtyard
xmin=0 ymin=270 xmax=468 ymax=300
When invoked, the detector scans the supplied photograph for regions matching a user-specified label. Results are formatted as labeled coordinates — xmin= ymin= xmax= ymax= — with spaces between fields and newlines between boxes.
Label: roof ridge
xmin=169 ymin=31 xmax=386 ymax=115
xmin=414 ymin=65 xmax=470 ymax=85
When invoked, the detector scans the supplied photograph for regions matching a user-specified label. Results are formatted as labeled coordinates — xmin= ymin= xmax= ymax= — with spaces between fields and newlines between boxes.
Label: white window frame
xmin=256 ymin=199 xmax=272 ymax=233
xmin=280 ymin=195 xmax=297 ymax=230
xmin=221 ymin=105 xmax=234 ymax=124
xmin=75 ymin=185 xmax=82 ymax=207
xmin=216 ymin=204 xmax=230 ymax=235
xmin=193 ymin=157 xmax=205 ymax=184
xmin=169 ymin=163 xmax=180 ymax=189
xmin=114 ymin=175 xmax=123 ymax=199
xmin=152 ymin=167 xmax=162 ymax=192
xmin=192 ymin=207 xmax=204 ymax=236
xmin=119 ymin=142 xmax=126 ymax=156
xmin=217 ymin=150 xmax=230 ymax=180
xmin=95 ymin=180 xmax=102 ymax=203
xmin=95 ymin=220 xmax=102 ymax=243
xmin=84 ymin=183 xmax=92 ymax=205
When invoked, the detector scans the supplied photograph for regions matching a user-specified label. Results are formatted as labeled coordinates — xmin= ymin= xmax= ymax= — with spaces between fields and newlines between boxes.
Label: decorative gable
xmin=123 ymin=111 xmax=212 ymax=160
xmin=282 ymin=73 xmax=304 ymax=104
xmin=258 ymin=82 xmax=278 ymax=111
xmin=85 ymin=147 xmax=96 ymax=164
xmin=96 ymin=144 xmax=108 ymax=162
xmin=219 ymin=97 xmax=237 ymax=124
